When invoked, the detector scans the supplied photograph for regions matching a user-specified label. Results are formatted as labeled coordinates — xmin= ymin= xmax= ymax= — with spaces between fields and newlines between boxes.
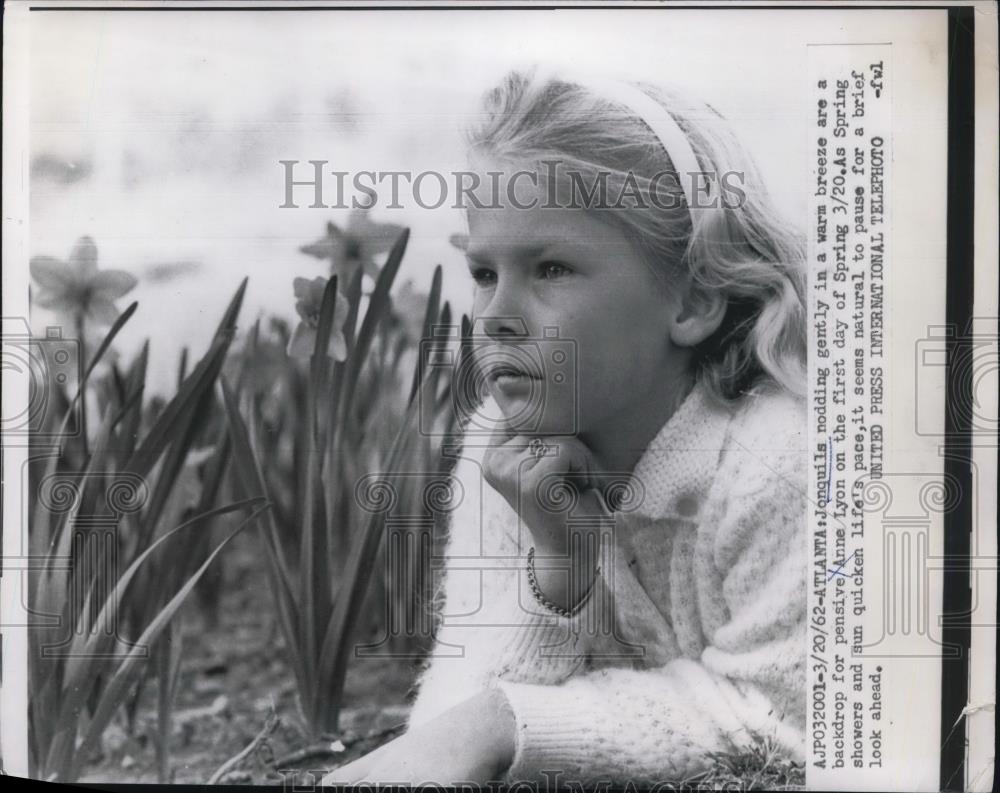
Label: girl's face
xmin=464 ymin=164 xmax=694 ymax=440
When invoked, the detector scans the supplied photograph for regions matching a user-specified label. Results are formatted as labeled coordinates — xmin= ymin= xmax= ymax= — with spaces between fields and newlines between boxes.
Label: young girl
xmin=323 ymin=67 xmax=808 ymax=787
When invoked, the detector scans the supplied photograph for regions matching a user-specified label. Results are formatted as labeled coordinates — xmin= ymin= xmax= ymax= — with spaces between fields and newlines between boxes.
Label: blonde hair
xmin=466 ymin=68 xmax=807 ymax=404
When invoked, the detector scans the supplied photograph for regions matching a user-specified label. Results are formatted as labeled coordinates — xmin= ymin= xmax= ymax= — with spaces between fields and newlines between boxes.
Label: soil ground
xmin=81 ymin=531 xmax=420 ymax=785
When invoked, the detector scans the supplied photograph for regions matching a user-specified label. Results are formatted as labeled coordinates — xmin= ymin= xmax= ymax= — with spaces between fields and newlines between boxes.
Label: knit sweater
xmin=405 ymin=379 xmax=809 ymax=786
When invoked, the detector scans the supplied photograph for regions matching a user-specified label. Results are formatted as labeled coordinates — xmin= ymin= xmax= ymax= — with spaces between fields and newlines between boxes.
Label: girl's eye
xmin=469 ymin=268 xmax=496 ymax=287
xmin=538 ymin=261 xmax=572 ymax=280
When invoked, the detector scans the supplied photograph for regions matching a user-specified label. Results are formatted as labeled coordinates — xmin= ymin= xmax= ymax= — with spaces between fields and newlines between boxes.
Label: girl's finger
xmin=580 ymin=484 xmax=616 ymax=517
xmin=526 ymin=436 xmax=590 ymax=481
xmin=487 ymin=411 xmax=517 ymax=448
xmin=563 ymin=438 xmax=597 ymax=486
xmin=539 ymin=440 xmax=617 ymax=512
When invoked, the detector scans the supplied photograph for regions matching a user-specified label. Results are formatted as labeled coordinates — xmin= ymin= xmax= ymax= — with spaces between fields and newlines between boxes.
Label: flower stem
xmin=76 ymin=312 xmax=89 ymax=458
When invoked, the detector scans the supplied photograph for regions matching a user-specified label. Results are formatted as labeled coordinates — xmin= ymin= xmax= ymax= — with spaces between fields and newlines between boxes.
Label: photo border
xmin=1 ymin=3 xmax=995 ymax=789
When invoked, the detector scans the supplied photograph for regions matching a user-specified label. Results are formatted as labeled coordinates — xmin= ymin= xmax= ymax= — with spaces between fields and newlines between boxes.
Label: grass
xmin=680 ymin=733 xmax=805 ymax=791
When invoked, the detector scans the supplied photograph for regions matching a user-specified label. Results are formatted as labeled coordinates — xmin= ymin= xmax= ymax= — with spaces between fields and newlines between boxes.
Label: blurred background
xmin=29 ymin=8 xmax=808 ymax=395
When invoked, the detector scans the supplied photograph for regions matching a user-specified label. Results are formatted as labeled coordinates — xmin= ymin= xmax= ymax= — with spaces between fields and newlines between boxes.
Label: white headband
xmin=554 ymin=72 xmax=707 ymax=221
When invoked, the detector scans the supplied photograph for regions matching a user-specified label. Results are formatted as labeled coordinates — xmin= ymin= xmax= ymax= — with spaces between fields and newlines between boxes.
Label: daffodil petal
xmin=91 ymin=269 xmax=138 ymax=299
xmin=300 ymin=223 xmax=345 ymax=260
xmin=293 ymin=299 xmax=313 ymax=322
xmin=333 ymin=291 xmax=351 ymax=328
xmin=328 ymin=331 xmax=348 ymax=362
xmin=300 ymin=240 xmax=334 ymax=259
xmin=86 ymin=296 xmax=121 ymax=327
xmin=302 ymin=276 xmax=327 ymax=315
xmin=362 ymin=257 xmax=381 ymax=281
xmin=287 ymin=323 xmax=317 ymax=359
xmin=33 ymin=290 xmax=79 ymax=313
xmin=292 ymin=277 xmax=315 ymax=299
xmin=359 ymin=221 xmax=406 ymax=258
xmin=30 ymin=256 xmax=75 ymax=292
xmin=333 ymin=260 xmax=361 ymax=285
xmin=70 ymin=236 xmax=99 ymax=276
xmin=324 ymin=220 xmax=345 ymax=241
xmin=307 ymin=276 xmax=329 ymax=304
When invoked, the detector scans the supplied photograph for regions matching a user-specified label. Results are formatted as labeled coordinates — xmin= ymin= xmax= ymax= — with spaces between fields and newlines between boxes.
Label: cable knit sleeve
xmin=493 ymin=395 xmax=809 ymax=785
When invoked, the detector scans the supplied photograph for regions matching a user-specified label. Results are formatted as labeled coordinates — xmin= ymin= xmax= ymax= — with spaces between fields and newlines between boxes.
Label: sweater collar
xmin=621 ymin=379 xmax=735 ymax=522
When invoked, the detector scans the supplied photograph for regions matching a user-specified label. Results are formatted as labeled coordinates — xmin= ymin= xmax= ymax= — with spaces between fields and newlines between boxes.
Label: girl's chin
xmin=486 ymin=388 xmax=570 ymax=436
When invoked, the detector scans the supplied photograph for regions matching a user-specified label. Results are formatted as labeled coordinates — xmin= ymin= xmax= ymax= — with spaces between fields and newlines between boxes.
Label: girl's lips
xmin=489 ymin=365 xmax=541 ymax=380
xmin=491 ymin=372 xmax=539 ymax=395
xmin=489 ymin=368 xmax=538 ymax=381
xmin=494 ymin=372 xmax=533 ymax=382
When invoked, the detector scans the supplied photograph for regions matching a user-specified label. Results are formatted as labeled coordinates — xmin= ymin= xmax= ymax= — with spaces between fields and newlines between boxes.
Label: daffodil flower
xmin=389 ymin=279 xmax=430 ymax=344
xmin=299 ymin=210 xmax=405 ymax=284
xmin=30 ymin=236 xmax=137 ymax=327
xmin=287 ymin=276 xmax=350 ymax=361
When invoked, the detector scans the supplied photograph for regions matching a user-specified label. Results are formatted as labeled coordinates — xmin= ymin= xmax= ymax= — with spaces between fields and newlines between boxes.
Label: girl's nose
xmin=478 ymin=313 xmax=529 ymax=339
xmin=475 ymin=283 xmax=531 ymax=339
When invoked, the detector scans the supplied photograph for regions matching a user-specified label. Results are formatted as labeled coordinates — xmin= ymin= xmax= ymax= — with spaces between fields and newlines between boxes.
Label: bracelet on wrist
xmin=526 ymin=545 xmax=601 ymax=618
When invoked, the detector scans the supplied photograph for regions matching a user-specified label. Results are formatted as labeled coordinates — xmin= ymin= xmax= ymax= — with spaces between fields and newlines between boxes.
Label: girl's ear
xmin=668 ymin=283 xmax=727 ymax=348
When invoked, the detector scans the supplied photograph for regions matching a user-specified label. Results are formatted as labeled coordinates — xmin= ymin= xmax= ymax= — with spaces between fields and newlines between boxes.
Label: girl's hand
xmin=482 ymin=424 xmax=613 ymax=556
xmin=320 ymin=689 xmax=515 ymax=786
